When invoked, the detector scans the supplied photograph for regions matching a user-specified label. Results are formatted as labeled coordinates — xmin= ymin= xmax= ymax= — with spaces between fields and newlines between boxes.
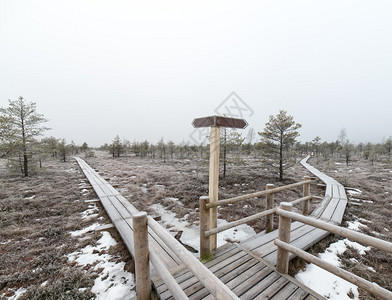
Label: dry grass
xmin=2 ymin=151 xmax=390 ymax=299
xmin=84 ymin=152 xmax=316 ymax=233
xmin=0 ymin=158 xmax=129 ymax=299
xmin=308 ymin=156 xmax=392 ymax=299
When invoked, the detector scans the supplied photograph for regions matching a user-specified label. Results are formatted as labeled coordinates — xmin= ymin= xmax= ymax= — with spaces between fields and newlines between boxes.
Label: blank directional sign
xmin=192 ymin=115 xmax=248 ymax=129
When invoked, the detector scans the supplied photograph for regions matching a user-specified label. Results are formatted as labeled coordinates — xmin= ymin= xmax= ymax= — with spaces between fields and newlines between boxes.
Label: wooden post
xmin=265 ymin=184 xmax=275 ymax=233
xmin=133 ymin=212 xmax=151 ymax=300
xmin=209 ymin=126 xmax=220 ymax=250
xmin=200 ymin=196 xmax=211 ymax=259
xmin=276 ymin=202 xmax=292 ymax=274
xmin=302 ymin=176 xmax=311 ymax=215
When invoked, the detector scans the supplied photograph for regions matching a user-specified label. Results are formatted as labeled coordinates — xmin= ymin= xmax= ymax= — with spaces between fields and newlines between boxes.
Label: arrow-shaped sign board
xmin=192 ymin=115 xmax=248 ymax=129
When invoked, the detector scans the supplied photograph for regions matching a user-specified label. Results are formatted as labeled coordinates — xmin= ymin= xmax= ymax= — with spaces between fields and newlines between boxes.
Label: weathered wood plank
xmin=189 ymin=256 xmax=262 ymax=299
xmin=319 ymin=197 xmax=340 ymax=221
xmin=254 ymin=276 xmax=289 ymax=299
xmin=239 ymin=271 xmax=281 ymax=299
xmin=287 ymin=287 xmax=311 ymax=300
xmin=270 ymin=283 xmax=300 ymax=299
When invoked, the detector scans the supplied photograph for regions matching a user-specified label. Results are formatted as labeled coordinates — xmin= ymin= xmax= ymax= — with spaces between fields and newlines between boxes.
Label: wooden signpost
xmin=192 ymin=115 xmax=248 ymax=251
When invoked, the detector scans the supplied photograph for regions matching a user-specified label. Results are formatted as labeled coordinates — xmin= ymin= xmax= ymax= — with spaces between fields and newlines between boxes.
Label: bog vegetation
xmin=1 ymin=97 xmax=391 ymax=179
xmin=1 ymin=97 xmax=392 ymax=299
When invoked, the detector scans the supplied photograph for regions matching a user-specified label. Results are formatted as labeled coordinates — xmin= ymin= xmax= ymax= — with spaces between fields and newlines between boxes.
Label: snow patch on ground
xmin=70 ymin=223 xmax=100 ymax=237
xmin=156 ymin=184 xmax=165 ymax=190
xmin=151 ymin=203 xmax=256 ymax=254
xmin=296 ymin=239 xmax=371 ymax=300
xmin=81 ymin=204 xmax=99 ymax=219
xmin=347 ymin=220 xmax=367 ymax=231
xmin=347 ymin=189 xmax=362 ymax=196
xmin=6 ymin=287 xmax=27 ymax=300
xmin=68 ymin=232 xmax=136 ymax=300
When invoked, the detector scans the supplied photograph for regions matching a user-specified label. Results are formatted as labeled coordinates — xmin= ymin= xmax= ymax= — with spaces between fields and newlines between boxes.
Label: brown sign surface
xmin=192 ymin=115 xmax=248 ymax=129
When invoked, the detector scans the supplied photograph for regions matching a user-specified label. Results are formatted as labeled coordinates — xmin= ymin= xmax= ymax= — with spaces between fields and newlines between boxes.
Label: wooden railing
xmin=200 ymin=176 xmax=312 ymax=258
xmin=133 ymin=212 xmax=239 ymax=300
xmin=274 ymin=202 xmax=392 ymax=300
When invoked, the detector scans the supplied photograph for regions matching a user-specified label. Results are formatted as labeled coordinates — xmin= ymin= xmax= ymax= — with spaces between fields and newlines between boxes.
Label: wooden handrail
xmin=274 ymin=203 xmax=392 ymax=300
xmin=133 ymin=212 xmax=151 ymax=300
xmin=204 ymin=195 xmax=312 ymax=238
xmin=274 ymin=240 xmax=392 ymax=300
xmin=205 ymin=207 xmax=277 ymax=237
xmin=147 ymin=216 xmax=240 ymax=300
xmin=149 ymin=247 xmax=188 ymax=299
xmin=275 ymin=209 xmax=392 ymax=252
xmin=204 ymin=180 xmax=312 ymax=209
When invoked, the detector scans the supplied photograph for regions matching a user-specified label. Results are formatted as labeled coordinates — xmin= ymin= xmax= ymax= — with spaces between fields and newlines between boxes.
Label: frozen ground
xmin=296 ymin=239 xmax=371 ymax=300
xmin=68 ymin=230 xmax=136 ymax=300
xmin=151 ymin=203 xmax=256 ymax=255
xmin=1 ymin=153 xmax=391 ymax=299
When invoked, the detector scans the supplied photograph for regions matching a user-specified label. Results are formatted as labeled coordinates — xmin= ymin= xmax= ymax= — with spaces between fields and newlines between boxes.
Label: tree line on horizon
xmin=1 ymin=97 xmax=392 ymax=179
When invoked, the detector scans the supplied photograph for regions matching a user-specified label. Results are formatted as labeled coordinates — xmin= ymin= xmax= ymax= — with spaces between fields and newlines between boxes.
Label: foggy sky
xmin=1 ymin=0 xmax=392 ymax=147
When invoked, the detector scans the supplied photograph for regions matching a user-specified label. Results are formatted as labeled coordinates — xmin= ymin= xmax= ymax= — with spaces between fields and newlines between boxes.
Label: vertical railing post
xmin=133 ymin=212 xmax=151 ymax=300
xmin=265 ymin=184 xmax=275 ymax=233
xmin=200 ymin=196 xmax=211 ymax=259
xmin=276 ymin=202 xmax=292 ymax=274
xmin=209 ymin=126 xmax=220 ymax=251
xmin=302 ymin=176 xmax=311 ymax=215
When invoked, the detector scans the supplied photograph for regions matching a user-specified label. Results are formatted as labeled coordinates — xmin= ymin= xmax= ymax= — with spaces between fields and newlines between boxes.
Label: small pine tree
xmin=258 ymin=110 xmax=301 ymax=181
xmin=0 ymin=96 xmax=49 ymax=176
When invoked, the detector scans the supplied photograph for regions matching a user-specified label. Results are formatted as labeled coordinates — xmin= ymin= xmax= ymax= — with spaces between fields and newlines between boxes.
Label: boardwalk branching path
xmin=74 ymin=155 xmax=350 ymax=299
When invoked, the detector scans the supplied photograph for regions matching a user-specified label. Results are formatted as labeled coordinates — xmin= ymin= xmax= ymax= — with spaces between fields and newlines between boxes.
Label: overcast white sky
xmin=1 ymin=0 xmax=392 ymax=147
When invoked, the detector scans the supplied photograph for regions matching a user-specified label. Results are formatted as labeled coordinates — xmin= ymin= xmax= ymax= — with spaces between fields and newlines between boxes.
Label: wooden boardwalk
xmin=75 ymin=155 xmax=347 ymax=299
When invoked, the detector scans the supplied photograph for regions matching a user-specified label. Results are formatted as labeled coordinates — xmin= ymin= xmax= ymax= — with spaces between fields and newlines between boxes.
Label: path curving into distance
xmin=75 ymin=155 xmax=348 ymax=299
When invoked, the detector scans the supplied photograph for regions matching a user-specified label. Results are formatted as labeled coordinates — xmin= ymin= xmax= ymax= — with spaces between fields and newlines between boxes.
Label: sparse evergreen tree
xmin=122 ymin=139 xmax=131 ymax=156
xmin=363 ymin=142 xmax=372 ymax=160
xmin=58 ymin=139 xmax=69 ymax=162
xmin=384 ymin=137 xmax=392 ymax=161
xmin=110 ymin=135 xmax=123 ymax=157
xmin=0 ymin=96 xmax=49 ymax=176
xmin=258 ymin=110 xmax=301 ymax=181
xmin=157 ymin=138 xmax=167 ymax=162
xmin=41 ymin=136 xmax=59 ymax=158
xmin=140 ymin=140 xmax=149 ymax=157
xmin=149 ymin=144 xmax=156 ymax=158
xmin=80 ymin=142 xmax=89 ymax=152
xmin=131 ymin=140 xmax=140 ymax=156
xmin=342 ymin=141 xmax=354 ymax=166
xmin=167 ymin=141 xmax=175 ymax=159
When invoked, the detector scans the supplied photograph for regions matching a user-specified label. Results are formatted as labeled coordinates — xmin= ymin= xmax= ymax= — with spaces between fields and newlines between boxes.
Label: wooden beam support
xmin=276 ymin=202 xmax=292 ymax=274
xmin=303 ymin=176 xmax=311 ymax=215
xmin=265 ymin=184 xmax=275 ymax=233
xmin=208 ymin=126 xmax=220 ymax=251
xmin=132 ymin=212 xmax=151 ymax=300
xmin=200 ymin=196 xmax=211 ymax=259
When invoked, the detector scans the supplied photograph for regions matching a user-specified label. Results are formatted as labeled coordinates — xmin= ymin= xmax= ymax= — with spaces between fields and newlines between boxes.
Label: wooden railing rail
xmin=274 ymin=202 xmax=392 ymax=300
xmin=275 ymin=207 xmax=392 ymax=252
xmin=133 ymin=211 xmax=240 ymax=300
xmin=200 ymin=176 xmax=313 ymax=258
xmin=204 ymin=178 xmax=312 ymax=209
xmin=147 ymin=216 xmax=239 ymax=300
xmin=134 ymin=212 xmax=187 ymax=299
xmin=204 ymin=195 xmax=312 ymax=238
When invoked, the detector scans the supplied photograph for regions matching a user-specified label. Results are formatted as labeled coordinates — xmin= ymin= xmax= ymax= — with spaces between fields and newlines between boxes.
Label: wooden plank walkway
xmin=75 ymin=155 xmax=347 ymax=299
xmin=74 ymin=157 xmax=183 ymax=277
